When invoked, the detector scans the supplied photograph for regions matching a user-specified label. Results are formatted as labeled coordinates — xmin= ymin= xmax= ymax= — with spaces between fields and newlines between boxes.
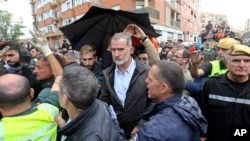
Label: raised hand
xmin=190 ymin=50 xmax=204 ymax=66
xmin=29 ymin=29 xmax=53 ymax=57
xmin=133 ymin=24 xmax=146 ymax=39
xmin=123 ymin=24 xmax=147 ymax=39
xmin=123 ymin=24 xmax=135 ymax=37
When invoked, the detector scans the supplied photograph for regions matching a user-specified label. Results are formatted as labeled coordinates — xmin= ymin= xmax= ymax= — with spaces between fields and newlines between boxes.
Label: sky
xmin=200 ymin=0 xmax=248 ymax=30
xmin=0 ymin=0 xmax=33 ymax=38
xmin=0 ymin=0 xmax=248 ymax=38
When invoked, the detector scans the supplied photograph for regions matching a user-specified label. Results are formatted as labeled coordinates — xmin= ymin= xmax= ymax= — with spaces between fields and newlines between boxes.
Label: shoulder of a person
xmin=206 ymin=74 xmax=222 ymax=83
xmin=135 ymin=58 xmax=150 ymax=70
xmin=37 ymin=103 xmax=59 ymax=116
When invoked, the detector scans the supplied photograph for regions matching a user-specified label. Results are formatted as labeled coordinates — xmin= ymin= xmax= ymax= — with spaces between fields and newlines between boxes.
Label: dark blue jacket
xmin=134 ymin=94 xmax=207 ymax=141
xmin=185 ymin=76 xmax=208 ymax=95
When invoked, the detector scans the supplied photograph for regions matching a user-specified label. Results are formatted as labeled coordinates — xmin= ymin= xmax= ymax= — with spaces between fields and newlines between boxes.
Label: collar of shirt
xmin=115 ymin=58 xmax=136 ymax=74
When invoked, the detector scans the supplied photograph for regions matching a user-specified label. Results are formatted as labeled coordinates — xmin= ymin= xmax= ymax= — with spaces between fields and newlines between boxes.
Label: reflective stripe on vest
xmin=209 ymin=60 xmax=228 ymax=77
xmin=209 ymin=94 xmax=250 ymax=105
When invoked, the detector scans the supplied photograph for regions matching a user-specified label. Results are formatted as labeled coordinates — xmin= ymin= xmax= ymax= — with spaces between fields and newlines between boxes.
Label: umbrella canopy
xmin=59 ymin=6 xmax=161 ymax=57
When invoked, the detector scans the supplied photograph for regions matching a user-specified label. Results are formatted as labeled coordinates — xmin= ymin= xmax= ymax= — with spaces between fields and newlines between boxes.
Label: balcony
xmin=171 ymin=19 xmax=180 ymax=28
xmin=133 ymin=6 xmax=160 ymax=23
xmin=166 ymin=0 xmax=181 ymax=13
xmin=53 ymin=17 xmax=62 ymax=23
xmin=53 ymin=12 xmax=62 ymax=22
xmin=170 ymin=0 xmax=181 ymax=9
xmin=50 ymin=0 xmax=60 ymax=9
xmin=46 ymin=30 xmax=63 ymax=38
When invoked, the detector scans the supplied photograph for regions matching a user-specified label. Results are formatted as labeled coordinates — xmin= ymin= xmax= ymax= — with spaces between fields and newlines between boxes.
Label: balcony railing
xmin=133 ymin=6 xmax=160 ymax=20
xmin=170 ymin=0 xmax=181 ymax=10
xmin=171 ymin=19 xmax=180 ymax=28
xmin=50 ymin=0 xmax=60 ymax=9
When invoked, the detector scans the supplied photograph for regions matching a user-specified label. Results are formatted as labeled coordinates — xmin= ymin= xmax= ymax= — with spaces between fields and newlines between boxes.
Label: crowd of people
xmin=0 ymin=23 xmax=250 ymax=141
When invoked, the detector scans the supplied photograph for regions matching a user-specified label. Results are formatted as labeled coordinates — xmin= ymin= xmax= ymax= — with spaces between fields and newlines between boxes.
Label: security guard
xmin=190 ymin=37 xmax=238 ymax=78
xmin=200 ymin=44 xmax=250 ymax=141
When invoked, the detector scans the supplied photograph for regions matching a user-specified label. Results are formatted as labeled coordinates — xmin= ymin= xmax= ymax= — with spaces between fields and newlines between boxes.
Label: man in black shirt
xmin=190 ymin=37 xmax=237 ymax=78
xmin=200 ymin=44 xmax=250 ymax=141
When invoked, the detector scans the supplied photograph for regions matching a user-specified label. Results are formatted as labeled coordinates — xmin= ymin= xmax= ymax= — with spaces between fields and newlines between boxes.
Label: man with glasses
xmin=190 ymin=37 xmax=237 ymax=78
xmin=172 ymin=46 xmax=193 ymax=95
xmin=172 ymin=45 xmax=193 ymax=82
xmin=200 ymin=44 xmax=250 ymax=141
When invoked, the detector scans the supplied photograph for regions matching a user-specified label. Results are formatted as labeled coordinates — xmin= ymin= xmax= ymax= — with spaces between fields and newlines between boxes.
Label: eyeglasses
xmin=172 ymin=55 xmax=184 ymax=58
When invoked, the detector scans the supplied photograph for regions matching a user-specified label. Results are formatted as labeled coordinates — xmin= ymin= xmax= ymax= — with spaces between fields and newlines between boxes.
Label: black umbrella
xmin=59 ymin=6 xmax=161 ymax=57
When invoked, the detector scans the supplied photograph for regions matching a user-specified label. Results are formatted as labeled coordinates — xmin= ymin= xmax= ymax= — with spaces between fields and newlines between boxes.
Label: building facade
xmin=30 ymin=0 xmax=202 ymax=49
xmin=180 ymin=0 xmax=200 ymax=42
xmin=200 ymin=12 xmax=228 ymax=32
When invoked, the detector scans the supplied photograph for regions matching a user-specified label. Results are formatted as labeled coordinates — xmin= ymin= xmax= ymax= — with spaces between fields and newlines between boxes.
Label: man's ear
xmin=130 ymin=46 xmax=135 ymax=54
xmin=30 ymin=88 xmax=34 ymax=99
xmin=94 ymin=56 xmax=98 ymax=62
xmin=160 ymin=83 xmax=169 ymax=94
xmin=62 ymin=94 xmax=69 ymax=105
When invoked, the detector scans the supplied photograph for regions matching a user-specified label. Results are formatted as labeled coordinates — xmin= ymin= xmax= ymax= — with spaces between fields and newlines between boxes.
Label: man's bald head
xmin=0 ymin=74 xmax=31 ymax=108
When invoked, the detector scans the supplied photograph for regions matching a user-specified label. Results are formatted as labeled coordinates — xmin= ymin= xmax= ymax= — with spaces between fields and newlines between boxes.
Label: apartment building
xmin=245 ymin=19 xmax=250 ymax=32
xmin=180 ymin=0 xmax=200 ymax=42
xmin=200 ymin=12 xmax=228 ymax=32
xmin=242 ymin=19 xmax=250 ymax=43
xmin=30 ymin=0 xmax=201 ymax=48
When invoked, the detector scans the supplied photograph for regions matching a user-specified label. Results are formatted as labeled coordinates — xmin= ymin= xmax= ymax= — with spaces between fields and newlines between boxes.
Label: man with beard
xmin=190 ymin=37 xmax=237 ymax=78
xmin=98 ymin=32 xmax=152 ymax=139
xmin=3 ymin=42 xmax=42 ymax=99
xmin=79 ymin=44 xmax=103 ymax=96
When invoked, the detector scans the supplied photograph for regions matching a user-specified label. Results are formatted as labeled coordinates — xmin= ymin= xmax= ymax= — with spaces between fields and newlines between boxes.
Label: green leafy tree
xmin=0 ymin=10 xmax=26 ymax=41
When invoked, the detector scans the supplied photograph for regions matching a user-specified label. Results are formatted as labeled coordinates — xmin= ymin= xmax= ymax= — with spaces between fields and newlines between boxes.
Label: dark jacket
xmin=200 ymin=73 xmax=250 ymax=141
xmin=98 ymin=57 xmax=151 ymax=138
xmin=32 ymin=77 xmax=61 ymax=109
xmin=135 ymin=94 xmax=207 ymax=141
xmin=57 ymin=99 xmax=122 ymax=141
xmin=80 ymin=61 xmax=103 ymax=86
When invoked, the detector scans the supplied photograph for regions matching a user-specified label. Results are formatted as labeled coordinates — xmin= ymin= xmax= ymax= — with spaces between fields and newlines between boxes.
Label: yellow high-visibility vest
xmin=209 ymin=60 xmax=228 ymax=77
xmin=0 ymin=103 xmax=59 ymax=141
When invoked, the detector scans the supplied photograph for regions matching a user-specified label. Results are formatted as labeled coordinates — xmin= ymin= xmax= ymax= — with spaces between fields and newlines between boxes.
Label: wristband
xmin=45 ymin=51 xmax=53 ymax=57
xmin=141 ymin=36 xmax=148 ymax=42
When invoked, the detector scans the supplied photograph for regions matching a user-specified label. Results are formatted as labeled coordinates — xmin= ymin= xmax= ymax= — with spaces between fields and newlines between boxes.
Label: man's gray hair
xmin=111 ymin=32 xmax=132 ymax=47
xmin=60 ymin=65 xmax=97 ymax=110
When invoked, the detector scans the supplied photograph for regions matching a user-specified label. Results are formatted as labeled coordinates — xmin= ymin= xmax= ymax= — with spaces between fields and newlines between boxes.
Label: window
xmin=184 ymin=3 xmax=187 ymax=9
xmin=62 ymin=0 xmax=72 ymax=12
xmin=75 ymin=0 xmax=90 ymax=6
xmin=63 ymin=18 xmax=74 ymax=26
xmin=41 ymin=14 xmax=44 ymax=21
xmin=66 ymin=2 xmax=71 ymax=9
xmin=52 ymin=10 xmax=56 ymax=18
xmin=48 ymin=25 xmax=53 ymax=32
